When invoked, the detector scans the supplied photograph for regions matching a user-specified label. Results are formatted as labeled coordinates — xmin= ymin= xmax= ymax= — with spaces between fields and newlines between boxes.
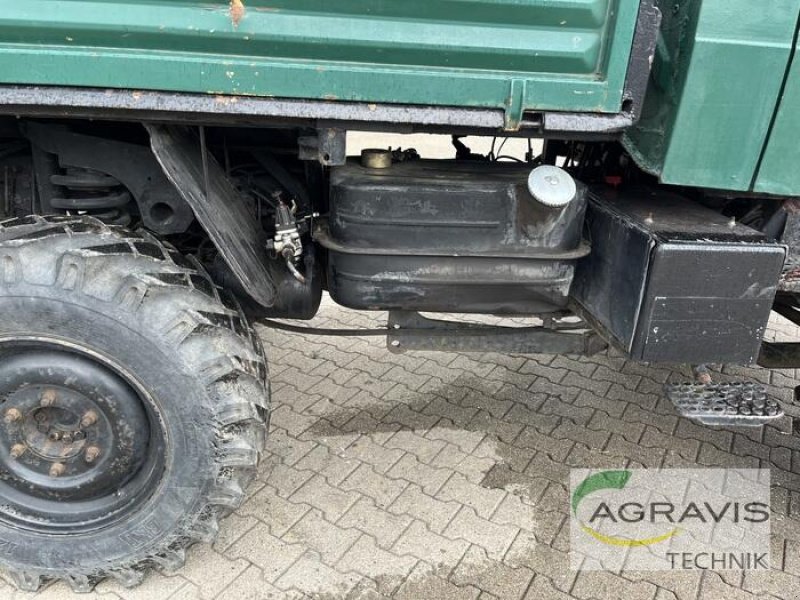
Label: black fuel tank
xmin=316 ymin=159 xmax=590 ymax=314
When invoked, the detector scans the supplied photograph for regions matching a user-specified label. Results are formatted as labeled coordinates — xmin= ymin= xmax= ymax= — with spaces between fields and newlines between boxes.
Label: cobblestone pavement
xmin=10 ymin=297 xmax=800 ymax=600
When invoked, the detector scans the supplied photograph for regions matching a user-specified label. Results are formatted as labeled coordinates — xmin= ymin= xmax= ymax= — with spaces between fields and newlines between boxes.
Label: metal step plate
xmin=664 ymin=382 xmax=783 ymax=426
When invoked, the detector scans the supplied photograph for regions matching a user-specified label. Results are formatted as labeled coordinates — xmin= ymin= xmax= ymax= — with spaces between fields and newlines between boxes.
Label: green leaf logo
xmin=572 ymin=470 xmax=680 ymax=547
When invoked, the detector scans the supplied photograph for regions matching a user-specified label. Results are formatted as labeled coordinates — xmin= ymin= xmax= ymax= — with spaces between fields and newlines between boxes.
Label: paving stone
xmin=340 ymin=463 xmax=408 ymax=508
xmin=275 ymin=552 xmax=362 ymax=598
xmin=213 ymin=512 xmax=261 ymax=553
xmin=266 ymin=428 xmax=318 ymax=466
xmin=741 ymin=567 xmax=800 ymax=597
xmin=539 ymin=397 xmax=595 ymax=426
xmin=388 ymin=483 xmax=462 ymax=533
xmin=467 ymin=409 xmax=525 ymax=444
xmin=504 ymin=533 xmax=576 ymax=593
xmin=339 ymin=436 xmax=405 ymax=474
xmin=338 ymin=496 xmax=414 ymax=549
xmin=226 ymin=522 xmax=306 ymax=582
xmin=283 ymin=510 xmax=362 ymax=564
xmin=432 ymin=444 xmax=497 ymax=484
xmin=523 ymin=575 xmax=575 ymax=600
xmin=392 ymin=521 xmax=470 ymax=572
xmin=574 ymin=390 xmax=627 ymax=418
xmin=604 ymin=434 xmax=666 ymax=468
xmin=289 ymin=474 xmax=362 ymax=522
xmin=270 ymin=405 xmax=320 ymax=438
xmin=386 ymin=454 xmax=452 ymax=495
xmin=443 ymin=507 xmax=519 ymax=560
xmin=175 ymin=545 xmax=250 ymax=599
xmin=394 ymin=562 xmax=480 ymax=600
xmin=261 ymin=463 xmax=315 ymax=499
xmin=551 ymin=420 xmax=610 ymax=450
xmin=589 ymin=410 xmax=645 ymax=443
xmin=95 ymin=569 xmax=186 ymax=600
xmin=337 ymin=536 xmax=418 ymax=595
xmin=217 ymin=565 xmax=305 ymax=600
xmin=480 ymin=464 xmax=549 ymax=504
xmin=515 ymin=425 xmax=575 ymax=461
xmin=450 ymin=545 xmax=533 ymax=600
xmin=293 ymin=444 xmax=360 ymax=487
xmin=473 ymin=436 xmax=535 ymax=473
xmin=423 ymin=396 xmax=482 ymax=427
xmin=436 ymin=473 xmax=507 ymax=519
xmin=384 ymin=429 xmax=447 ymax=464
xmin=699 ymin=572 xmax=762 ymax=600
xmin=489 ymin=493 xmax=542 ymax=534
xmin=426 ymin=423 xmax=486 ymax=454
xmin=571 ymin=571 xmax=658 ymax=600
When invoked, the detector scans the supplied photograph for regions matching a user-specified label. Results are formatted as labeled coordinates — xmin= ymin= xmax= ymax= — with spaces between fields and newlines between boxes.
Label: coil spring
xmin=50 ymin=168 xmax=132 ymax=226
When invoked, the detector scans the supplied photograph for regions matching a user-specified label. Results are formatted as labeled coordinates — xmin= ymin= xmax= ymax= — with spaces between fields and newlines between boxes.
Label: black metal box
xmin=571 ymin=188 xmax=786 ymax=364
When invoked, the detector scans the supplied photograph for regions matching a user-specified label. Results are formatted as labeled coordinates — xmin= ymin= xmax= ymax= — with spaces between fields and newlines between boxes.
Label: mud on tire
xmin=0 ymin=215 xmax=269 ymax=592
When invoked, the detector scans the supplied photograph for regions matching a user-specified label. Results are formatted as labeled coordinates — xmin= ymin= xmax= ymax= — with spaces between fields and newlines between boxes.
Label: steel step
xmin=664 ymin=382 xmax=783 ymax=426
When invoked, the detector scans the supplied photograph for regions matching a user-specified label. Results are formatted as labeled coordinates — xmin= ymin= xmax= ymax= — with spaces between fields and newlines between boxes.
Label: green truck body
xmin=0 ymin=0 xmax=798 ymax=194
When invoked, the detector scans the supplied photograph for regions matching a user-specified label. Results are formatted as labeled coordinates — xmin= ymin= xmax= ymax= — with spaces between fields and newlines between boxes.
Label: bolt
xmin=9 ymin=443 xmax=25 ymax=459
xmin=84 ymin=446 xmax=101 ymax=464
xmin=49 ymin=462 xmax=65 ymax=477
xmin=80 ymin=410 xmax=98 ymax=428
xmin=3 ymin=408 xmax=21 ymax=424
xmin=40 ymin=389 xmax=57 ymax=407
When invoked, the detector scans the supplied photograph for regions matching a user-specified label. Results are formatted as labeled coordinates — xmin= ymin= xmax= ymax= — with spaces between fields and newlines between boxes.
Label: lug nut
xmin=49 ymin=462 xmax=65 ymax=477
xmin=40 ymin=389 xmax=57 ymax=407
xmin=80 ymin=410 xmax=98 ymax=428
xmin=3 ymin=408 xmax=21 ymax=424
xmin=9 ymin=443 xmax=26 ymax=459
xmin=84 ymin=446 xmax=101 ymax=463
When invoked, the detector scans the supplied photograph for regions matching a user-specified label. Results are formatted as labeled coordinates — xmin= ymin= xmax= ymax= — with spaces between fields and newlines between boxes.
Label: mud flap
xmin=146 ymin=124 xmax=276 ymax=308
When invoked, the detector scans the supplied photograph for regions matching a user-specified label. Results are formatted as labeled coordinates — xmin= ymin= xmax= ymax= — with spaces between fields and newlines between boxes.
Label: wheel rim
xmin=0 ymin=340 xmax=166 ymax=533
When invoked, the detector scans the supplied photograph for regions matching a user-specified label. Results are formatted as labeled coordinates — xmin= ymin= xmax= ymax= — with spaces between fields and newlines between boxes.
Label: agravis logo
xmin=570 ymin=468 xmax=772 ymax=571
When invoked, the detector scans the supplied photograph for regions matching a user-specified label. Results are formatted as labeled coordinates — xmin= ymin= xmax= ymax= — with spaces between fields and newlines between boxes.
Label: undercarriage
xmin=0 ymin=114 xmax=796 ymax=590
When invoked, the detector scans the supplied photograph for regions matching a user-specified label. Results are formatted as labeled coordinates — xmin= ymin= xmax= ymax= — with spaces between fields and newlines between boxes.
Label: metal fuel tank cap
xmin=527 ymin=165 xmax=576 ymax=208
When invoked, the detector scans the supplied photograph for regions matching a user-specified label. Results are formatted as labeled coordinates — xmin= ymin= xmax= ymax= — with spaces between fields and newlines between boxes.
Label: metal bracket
xmin=298 ymin=127 xmax=346 ymax=166
xmin=386 ymin=311 xmax=607 ymax=355
xmin=503 ymin=79 xmax=526 ymax=132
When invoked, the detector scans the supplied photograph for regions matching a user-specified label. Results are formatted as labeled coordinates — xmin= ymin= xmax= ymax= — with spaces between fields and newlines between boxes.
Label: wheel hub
xmin=0 ymin=345 xmax=161 ymax=532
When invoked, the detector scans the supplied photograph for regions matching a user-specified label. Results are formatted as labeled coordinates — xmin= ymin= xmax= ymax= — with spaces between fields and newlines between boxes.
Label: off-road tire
xmin=0 ymin=215 xmax=269 ymax=592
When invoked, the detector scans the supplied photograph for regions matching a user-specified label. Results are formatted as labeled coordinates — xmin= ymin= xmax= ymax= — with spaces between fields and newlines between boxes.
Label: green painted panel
xmin=755 ymin=29 xmax=800 ymax=196
xmin=0 ymin=0 xmax=639 ymax=121
xmin=624 ymin=0 xmax=800 ymax=193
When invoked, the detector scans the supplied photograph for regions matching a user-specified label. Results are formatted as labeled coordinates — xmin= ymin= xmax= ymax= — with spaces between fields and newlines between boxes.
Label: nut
xmin=9 ymin=443 xmax=26 ymax=459
xmin=49 ymin=462 xmax=65 ymax=477
xmin=3 ymin=408 xmax=21 ymax=424
xmin=80 ymin=410 xmax=98 ymax=428
xmin=40 ymin=389 xmax=57 ymax=407
xmin=84 ymin=446 xmax=101 ymax=463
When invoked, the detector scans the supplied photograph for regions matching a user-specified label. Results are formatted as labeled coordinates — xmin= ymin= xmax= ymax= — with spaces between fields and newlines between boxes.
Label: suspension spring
xmin=50 ymin=168 xmax=132 ymax=226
